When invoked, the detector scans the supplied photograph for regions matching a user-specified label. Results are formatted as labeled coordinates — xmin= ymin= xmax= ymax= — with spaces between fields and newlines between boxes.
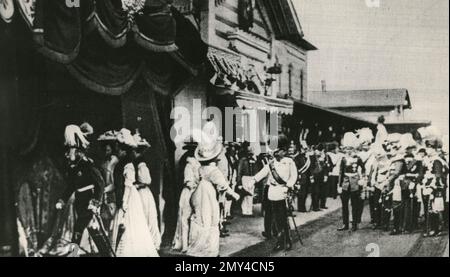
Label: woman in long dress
xmin=110 ymin=129 xmax=159 ymax=257
xmin=172 ymin=156 xmax=200 ymax=253
xmin=186 ymin=138 xmax=240 ymax=257
xmin=132 ymin=133 xmax=162 ymax=251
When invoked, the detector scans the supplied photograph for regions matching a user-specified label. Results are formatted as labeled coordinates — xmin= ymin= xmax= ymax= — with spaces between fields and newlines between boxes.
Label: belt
xmin=344 ymin=173 xmax=358 ymax=177
xmin=77 ymin=184 xmax=94 ymax=193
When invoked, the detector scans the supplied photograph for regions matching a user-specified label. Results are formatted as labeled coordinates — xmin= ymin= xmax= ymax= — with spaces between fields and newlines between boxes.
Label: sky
xmin=293 ymin=0 xmax=449 ymax=135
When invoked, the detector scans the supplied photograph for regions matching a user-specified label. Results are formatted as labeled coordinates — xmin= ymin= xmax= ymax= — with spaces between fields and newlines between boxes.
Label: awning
xmin=293 ymin=100 xmax=374 ymax=127
xmin=237 ymin=91 xmax=294 ymax=115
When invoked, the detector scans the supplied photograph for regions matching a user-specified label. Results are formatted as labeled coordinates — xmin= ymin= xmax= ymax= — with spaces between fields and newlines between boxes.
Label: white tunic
xmin=254 ymin=157 xmax=298 ymax=201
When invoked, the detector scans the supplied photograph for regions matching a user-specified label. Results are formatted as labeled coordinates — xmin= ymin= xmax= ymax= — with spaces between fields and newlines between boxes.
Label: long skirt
xmin=110 ymin=186 xmax=159 ymax=257
xmin=172 ymin=187 xmax=194 ymax=252
xmin=186 ymin=180 xmax=220 ymax=257
xmin=137 ymin=187 xmax=161 ymax=250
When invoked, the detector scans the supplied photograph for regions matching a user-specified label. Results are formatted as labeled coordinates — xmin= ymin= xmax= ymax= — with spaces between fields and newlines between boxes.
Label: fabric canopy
xmin=12 ymin=0 xmax=207 ymax=95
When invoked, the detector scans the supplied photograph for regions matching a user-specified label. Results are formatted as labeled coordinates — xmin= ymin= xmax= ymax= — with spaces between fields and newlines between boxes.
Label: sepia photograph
xmin=0 ymin=0 xmax=448 ymax=262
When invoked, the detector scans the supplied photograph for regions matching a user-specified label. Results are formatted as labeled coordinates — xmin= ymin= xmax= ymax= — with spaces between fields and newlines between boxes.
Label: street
xmin=230 ymin=204 xmax=449 ymax=258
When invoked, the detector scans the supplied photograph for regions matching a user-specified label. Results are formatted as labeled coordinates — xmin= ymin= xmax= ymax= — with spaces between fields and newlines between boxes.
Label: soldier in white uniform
xmin=248 ymin=135 xmax=298 ymax=251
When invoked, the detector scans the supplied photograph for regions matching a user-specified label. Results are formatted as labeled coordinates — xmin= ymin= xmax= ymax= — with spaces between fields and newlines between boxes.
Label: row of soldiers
xmin=288 ymin=130 xmax=448 ymax=236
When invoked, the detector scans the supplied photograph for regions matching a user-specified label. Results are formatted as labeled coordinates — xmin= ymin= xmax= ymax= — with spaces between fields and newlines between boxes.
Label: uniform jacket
xmin=62 ymin=158 xmax=105 ymax=213
xmin=339 ymin=155 xmax=365 ymax=192
xmin=254 ymin=157 xmax=298 ymax=201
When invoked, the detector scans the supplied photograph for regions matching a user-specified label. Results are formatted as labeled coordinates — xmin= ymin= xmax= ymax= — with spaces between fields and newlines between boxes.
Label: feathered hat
xmin=64 ymin=123 xmax=94 ymax=150
xmin=116 ymin=128 xmax=138 ymax=148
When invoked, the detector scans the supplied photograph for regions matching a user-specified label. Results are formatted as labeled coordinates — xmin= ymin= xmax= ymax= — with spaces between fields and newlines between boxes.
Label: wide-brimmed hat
xmin=116 ymin=128 xmax=137 ymax=148
xmin=98 ymin=130 xmax=119 ymax=142
xmin=195 ymin=140 xmax=223 ymax=162
xmin=194 ymin=127 xmax=223 ymax=162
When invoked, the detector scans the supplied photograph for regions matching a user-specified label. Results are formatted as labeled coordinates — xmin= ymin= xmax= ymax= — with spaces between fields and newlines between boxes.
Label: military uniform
xmin=60 ymin=158 xmax=105 ymax=244
xmin=423 ymin=156 xmax=448 ymax=236
xmin=386 ymin=155 xmax=407 ymax=235
xmin=310 ymin=152 xmax=332 ymax=211
xmin=293 ymin=151 xmax=312 ymax=212
xmin=339 ymin=155 xmax=365 ymax=230
xmin=370 ymin=155 xmax=390 ymax=229
xmin=401 ymin=155 xmax=424 ymax=233
xmin=254 ymin=157 xmax=298 ymax=249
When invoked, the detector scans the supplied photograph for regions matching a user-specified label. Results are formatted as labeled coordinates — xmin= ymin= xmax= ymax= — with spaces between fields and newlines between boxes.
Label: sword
xmin=115 ymin=224 xmax=126 ymax=253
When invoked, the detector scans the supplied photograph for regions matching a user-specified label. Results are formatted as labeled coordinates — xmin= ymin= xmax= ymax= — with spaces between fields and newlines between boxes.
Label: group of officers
xmin=208 ymin=125 xmax=448 ymax=252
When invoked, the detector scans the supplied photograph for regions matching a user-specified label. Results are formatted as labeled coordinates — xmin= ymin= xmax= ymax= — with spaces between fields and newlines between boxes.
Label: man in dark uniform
xmin=385 ymin=142 xmax=407 ymax=235
xmin=402 ymin=153 xmax=424 ymax=233
xmin=423 ymin=139 xmax=448 ymax=237
xmin=310 ymin=144 xmax=332 ymax=212
xmin=56 ymin=124 xmax=105 ymax=245
xmin=295 ymin=141 xmax=312 ymax=212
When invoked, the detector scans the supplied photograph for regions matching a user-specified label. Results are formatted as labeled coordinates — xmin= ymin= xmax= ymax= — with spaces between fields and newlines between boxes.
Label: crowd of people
xmin=34 ymin=125 xmax=162 ymax=257
xmin=29 ymin=117 xmax=448 ymax=257
xmin=172 ymin=121 xmax=449 ymax=255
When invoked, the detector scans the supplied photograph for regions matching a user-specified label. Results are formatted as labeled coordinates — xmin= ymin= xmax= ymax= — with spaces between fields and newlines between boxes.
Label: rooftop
xmin=307 ymin=88 xmax=412 ymax=110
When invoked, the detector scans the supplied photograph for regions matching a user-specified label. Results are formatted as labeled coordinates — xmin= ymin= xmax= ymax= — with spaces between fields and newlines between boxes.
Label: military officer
xmin=338 ymin=133 xmax=365 ymax=232
xmin=56 ymin=123 xmax=105 ymax=244
xmin=402 ymin=153 xmax=424 ymax=233
xmin=423 ymin=139 xmax=448 ymax=237
xmin=248 ymin=135 xmax=298 ymax=251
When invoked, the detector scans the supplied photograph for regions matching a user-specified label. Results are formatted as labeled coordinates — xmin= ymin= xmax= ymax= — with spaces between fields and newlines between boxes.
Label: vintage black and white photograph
xmin=0 ymin=0 xmax=448 ymax=259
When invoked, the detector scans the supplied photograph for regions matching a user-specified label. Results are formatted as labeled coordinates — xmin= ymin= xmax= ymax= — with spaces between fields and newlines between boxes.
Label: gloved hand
xmin=55 ymin=200 xmax=65 ymax=210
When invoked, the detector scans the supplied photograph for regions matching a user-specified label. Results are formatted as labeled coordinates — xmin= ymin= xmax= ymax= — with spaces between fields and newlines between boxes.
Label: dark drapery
xmin=19 ymin=0 xmax=207 ymax=95
xmin=0 ymin=18 xmax=19 ymax=257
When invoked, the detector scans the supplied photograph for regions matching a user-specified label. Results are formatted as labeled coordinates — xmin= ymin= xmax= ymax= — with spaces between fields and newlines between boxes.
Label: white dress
xmin=110 ymin=163 xmax=159 ymax=257
xmin=186 ymin=164 xmax=231 ymax=257
xmin=172 ymin=158 xmax=200 ymax=252
xmin=136 ymin=162 xmax=161 ymax=250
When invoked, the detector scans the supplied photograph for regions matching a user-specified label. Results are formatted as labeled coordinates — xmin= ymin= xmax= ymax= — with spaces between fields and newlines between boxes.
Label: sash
xmin=269 ymin=161 xmax=286 ymax=185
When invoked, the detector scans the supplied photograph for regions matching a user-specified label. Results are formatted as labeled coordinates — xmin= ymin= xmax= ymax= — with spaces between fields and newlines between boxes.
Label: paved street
xmin=229 ymin=202 xmax=448 ymax=257
xmin=163 ymin=198 xmax=448 ymax=257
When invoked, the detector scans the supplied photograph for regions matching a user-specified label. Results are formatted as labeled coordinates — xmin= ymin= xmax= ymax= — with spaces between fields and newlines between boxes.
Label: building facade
xmin=173 ymin=0 xmax=316 ymax=159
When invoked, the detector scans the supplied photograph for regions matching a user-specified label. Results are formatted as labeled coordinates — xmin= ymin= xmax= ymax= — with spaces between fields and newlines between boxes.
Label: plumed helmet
xmin=341 ymin=132 xmax=360 ymax=149
xmin=356 ymin=128 xmax=374 ymax=144
xmin=399 ymin=133 xmax=417 ymax=150
xmin=64 ymin=123 xmax=93 ymax=149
